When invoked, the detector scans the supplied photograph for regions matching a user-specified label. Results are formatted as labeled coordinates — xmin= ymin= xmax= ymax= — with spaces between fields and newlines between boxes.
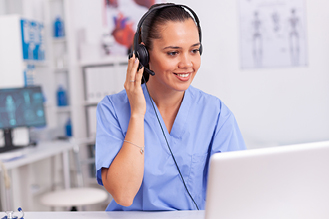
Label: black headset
xmin=133 ymin=4 xmax=203 ymax=76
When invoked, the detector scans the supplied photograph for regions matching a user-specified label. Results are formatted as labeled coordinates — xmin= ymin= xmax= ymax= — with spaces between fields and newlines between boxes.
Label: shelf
xmin=24 ymin=60 xmax=49 ymax=68
xmin=56 ymin=106 xmax=71 ymax=113
xmin=81 ymin=157 xmax=95 ymax=165
xmin=79 ymin=56 xmax=128 ymax=67
xmin=85 ymin=177 xmax=98 ymax=185
xmin=84 ymin=101 xmax=99 ymax=106
xmin=54 ymin=67 xmax=69 ymax=73
xmin=52 ymin=37 xmax=66 ymax=44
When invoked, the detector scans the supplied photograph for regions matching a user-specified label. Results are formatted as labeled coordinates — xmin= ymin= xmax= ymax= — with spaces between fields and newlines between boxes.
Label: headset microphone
xmin=143 ymin=67 xmax=155 ymax=76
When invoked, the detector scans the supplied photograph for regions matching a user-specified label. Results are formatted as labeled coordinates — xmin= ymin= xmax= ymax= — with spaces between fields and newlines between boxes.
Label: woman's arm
xmin=101 ymin=54 xmax=146 ymax=206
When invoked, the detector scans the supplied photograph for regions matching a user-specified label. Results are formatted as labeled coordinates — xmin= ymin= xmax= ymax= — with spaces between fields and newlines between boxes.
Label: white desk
xmin=2 ymin=210 xmax=205 ymax=219
xmin=0 ymin=140 xmax=75 ymax=211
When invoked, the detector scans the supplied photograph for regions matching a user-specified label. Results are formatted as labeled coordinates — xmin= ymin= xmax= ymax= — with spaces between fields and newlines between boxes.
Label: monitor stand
xmin=0 ymin=129 xmax=25 ymax=153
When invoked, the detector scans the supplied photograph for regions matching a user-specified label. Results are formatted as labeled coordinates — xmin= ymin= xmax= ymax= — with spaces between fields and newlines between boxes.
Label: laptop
xmin=205 ymin=141 xmax=329 ymax=219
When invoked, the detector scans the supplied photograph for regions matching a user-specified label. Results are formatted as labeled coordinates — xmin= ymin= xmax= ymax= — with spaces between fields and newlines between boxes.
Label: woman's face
xmin=147 ymin=18 xmax=201 ymax=93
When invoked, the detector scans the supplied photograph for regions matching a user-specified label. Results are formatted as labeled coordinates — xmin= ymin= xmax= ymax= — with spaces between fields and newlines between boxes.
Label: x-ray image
xmin=238 ymin=0 xmax=308 ymax=69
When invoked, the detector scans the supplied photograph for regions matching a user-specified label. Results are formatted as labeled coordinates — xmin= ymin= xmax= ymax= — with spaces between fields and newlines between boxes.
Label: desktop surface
xmin=2 ymin=210 xmax=205 ymax=219
xmin=0 ymin=140 xmax=74 ymax=169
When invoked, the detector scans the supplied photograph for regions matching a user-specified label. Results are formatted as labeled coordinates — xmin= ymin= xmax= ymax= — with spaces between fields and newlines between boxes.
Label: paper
xmin=238 ymin=0 xmax=308 ymax=69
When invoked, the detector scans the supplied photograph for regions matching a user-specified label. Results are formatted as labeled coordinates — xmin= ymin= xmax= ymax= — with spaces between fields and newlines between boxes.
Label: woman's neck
xmin=145 ymin=80 xmax=185 ymax=110
xmin=145 ymin=80 xmax=185 ymax=133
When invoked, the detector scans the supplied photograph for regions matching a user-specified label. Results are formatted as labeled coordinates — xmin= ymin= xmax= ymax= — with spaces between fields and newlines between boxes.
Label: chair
xmin=39 ymin=138 xmax=108 ymax=211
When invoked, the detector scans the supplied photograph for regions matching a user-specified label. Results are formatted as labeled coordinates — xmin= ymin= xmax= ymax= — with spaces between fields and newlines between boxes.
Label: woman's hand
xmin=124 ymin=53 xmax=146 ymax=117
xmin=102 ymin=53 xmax=146 ymax=206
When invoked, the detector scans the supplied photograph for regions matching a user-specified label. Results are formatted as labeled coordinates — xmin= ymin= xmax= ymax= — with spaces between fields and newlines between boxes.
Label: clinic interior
xmin=0 ymin=0 xmax=328 ymax=212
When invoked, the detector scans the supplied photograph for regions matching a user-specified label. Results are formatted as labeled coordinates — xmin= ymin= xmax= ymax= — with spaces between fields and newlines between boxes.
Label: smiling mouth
xmin=174 ymin=73 xmax=190 ymax=78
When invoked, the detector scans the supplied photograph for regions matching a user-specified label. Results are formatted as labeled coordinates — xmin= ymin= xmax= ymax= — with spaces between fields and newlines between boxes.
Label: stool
xmin=39 ymin=138 xmax=108 ymax=210
xmin=40 ymin=187 xmax=108 ymax=209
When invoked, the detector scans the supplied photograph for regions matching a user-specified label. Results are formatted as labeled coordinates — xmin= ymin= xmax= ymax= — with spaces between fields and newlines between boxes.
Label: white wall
xmin=73 ymin=0 xmax=329 ymax=148
xmin=21 ymin=0 xmax=45 ymax=21
xmin=72 ymin=0 xmax=103 ymax=45
xmin=172 ymin=0 xmax=329 ymax=148
xmin=0 ymin=0 xmax=6 ymax=15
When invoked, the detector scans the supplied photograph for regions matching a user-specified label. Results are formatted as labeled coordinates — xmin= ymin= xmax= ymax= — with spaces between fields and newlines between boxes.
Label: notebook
xmin=205 ymin=141 xmax=329 ymax=219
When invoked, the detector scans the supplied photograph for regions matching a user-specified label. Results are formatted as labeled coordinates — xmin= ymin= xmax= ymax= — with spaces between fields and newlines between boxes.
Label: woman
xmin=96 ymin=3 xmax=246 ymax=211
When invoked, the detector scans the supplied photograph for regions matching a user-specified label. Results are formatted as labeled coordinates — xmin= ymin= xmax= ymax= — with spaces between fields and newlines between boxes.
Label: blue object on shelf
xmin=65 ymin=118 xmax=72 ymax=136
xmin=56 ymin=85 xmax=67 ymax=106
xmin=54 ymin=16 xmax=65 ymax=37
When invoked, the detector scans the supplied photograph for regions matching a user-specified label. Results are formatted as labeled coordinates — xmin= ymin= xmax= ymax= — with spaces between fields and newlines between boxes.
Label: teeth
xmin=176 ymin=73 xmax=189 ymax=78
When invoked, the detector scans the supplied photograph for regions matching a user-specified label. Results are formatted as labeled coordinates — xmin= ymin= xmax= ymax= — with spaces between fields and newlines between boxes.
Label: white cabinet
xmin=80 ymin=56 xmax=128 ymax=181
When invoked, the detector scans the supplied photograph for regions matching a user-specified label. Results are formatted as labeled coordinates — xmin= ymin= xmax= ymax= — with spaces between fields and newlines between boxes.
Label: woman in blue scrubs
xmin=96 ymin=3 xmax=246 ymax=211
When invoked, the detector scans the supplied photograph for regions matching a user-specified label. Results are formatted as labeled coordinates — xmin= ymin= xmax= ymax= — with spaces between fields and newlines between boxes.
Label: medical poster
xmin=21 ymin=19 xmax=45 ymax=61
xmin=103 ymin=0 xmax=166 ymax=56
xmin=238 ymin=0 xmax=308 ymax=69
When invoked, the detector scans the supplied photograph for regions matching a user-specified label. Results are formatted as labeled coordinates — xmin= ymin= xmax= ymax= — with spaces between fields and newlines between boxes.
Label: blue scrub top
xmin=96 ymin=84 xmax=246 ymax=211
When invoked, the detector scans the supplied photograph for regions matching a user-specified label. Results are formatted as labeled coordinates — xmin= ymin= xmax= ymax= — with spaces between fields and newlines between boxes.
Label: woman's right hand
xmin=124 ymin=53 xmax=146 ymax=117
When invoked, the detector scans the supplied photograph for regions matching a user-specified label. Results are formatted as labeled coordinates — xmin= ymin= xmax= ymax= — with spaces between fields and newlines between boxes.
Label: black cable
xmin=143 ymin=77 xmax=199 ymax=210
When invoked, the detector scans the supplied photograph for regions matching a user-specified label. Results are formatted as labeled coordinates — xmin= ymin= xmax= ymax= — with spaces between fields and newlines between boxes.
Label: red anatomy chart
xmin=103 ymin=0 xmax=165 ymax=56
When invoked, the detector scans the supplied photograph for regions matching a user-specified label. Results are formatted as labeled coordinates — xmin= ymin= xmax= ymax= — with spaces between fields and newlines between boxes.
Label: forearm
xmin=102 ymin=114 xmax=144 ymax=206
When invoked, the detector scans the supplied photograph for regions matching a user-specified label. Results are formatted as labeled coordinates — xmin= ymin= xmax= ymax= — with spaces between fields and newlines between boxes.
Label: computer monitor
xmin=0 ymin=86 xmax=46 ymax=153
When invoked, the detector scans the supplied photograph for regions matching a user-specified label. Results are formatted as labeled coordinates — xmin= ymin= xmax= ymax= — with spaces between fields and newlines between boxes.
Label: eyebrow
xmin=162 ymin=43 xmax=201 ymax=50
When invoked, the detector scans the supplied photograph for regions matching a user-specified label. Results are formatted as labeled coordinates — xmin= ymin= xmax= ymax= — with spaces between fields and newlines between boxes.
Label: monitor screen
xmin=0 ymin=86 xmax=46 ymax=129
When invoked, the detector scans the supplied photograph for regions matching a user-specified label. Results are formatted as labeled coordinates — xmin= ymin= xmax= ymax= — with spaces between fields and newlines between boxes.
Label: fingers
xmin=125 ymin=54 xmax=147 ymax=116
xmin=135 ymin=65 xmax=144 ymax=84
xmin=126 ymin=53 xmax=136 ymax=83
xmin=130 ymin=57 xmax=140 ymax=82
xmin=125 ymin=53 xmax=144 ymax=93
xmin=126 ymin=53 xmax=143 ymax=85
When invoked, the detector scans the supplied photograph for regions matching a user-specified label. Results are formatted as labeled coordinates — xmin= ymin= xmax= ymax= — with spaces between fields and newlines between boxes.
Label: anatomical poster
xmin=103 ymin=0 xmax=166 ymax=56
xmin=238 ymin=0 xmax=308 ymax=69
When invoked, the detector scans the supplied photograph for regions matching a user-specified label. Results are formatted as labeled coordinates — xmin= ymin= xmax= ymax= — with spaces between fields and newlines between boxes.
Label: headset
xmin=132 ymin=3 xmax=203 ymax=76
xmin=131 ymin=4 xmax=202 ymax=210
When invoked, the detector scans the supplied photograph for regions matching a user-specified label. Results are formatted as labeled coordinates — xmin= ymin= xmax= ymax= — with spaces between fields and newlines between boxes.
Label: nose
xmin=178 ymin=53 xmax=193 ymax=69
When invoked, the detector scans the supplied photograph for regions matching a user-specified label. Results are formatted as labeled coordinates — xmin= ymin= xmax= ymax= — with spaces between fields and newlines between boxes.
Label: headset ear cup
xmin=135 ymin=44 xmax=149 ymax=67
xmin=199 ymin=43 xmax=203 ymax=56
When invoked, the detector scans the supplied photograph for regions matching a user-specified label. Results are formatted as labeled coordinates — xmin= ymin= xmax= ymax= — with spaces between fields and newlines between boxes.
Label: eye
xmin=167 ymin=51 xmax=178 ymax=56
xmin=191 ymin=48 xmax=200 ymax=54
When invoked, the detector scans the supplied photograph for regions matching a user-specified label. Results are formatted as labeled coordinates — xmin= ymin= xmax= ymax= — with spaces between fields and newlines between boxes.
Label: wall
xmin=21 ymin=0 xmax=45 ymax=21
xmin=173 ymin=0 xmax=329 ymax=148
xmin=73 ymin=0 xmax=329 ymax=148
xmin=0 ymin=0 xmax=5 ymax=15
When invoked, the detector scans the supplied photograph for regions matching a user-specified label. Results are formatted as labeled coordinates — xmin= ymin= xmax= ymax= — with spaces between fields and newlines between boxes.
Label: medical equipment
xmin=1 ymin=207 xmax=24 ymax=219
xmin=0 ymin=86 xmax=46 ymax=153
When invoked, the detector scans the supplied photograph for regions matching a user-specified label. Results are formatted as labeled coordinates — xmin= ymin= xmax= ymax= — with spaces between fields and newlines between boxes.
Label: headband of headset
xmin=133 ymin=4 xmax=202 ymax=50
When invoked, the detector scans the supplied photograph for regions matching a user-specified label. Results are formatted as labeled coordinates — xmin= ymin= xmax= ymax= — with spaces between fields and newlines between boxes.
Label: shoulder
xmin=187 ymin=86 xmax=234 ymax=126
xmin=188 ymin=86 xmax=229 ymax=113
xmin=96 ymin=89 xmax=129 ymax=116
xmin=98 ymin=89 xmax=128 ymax=107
